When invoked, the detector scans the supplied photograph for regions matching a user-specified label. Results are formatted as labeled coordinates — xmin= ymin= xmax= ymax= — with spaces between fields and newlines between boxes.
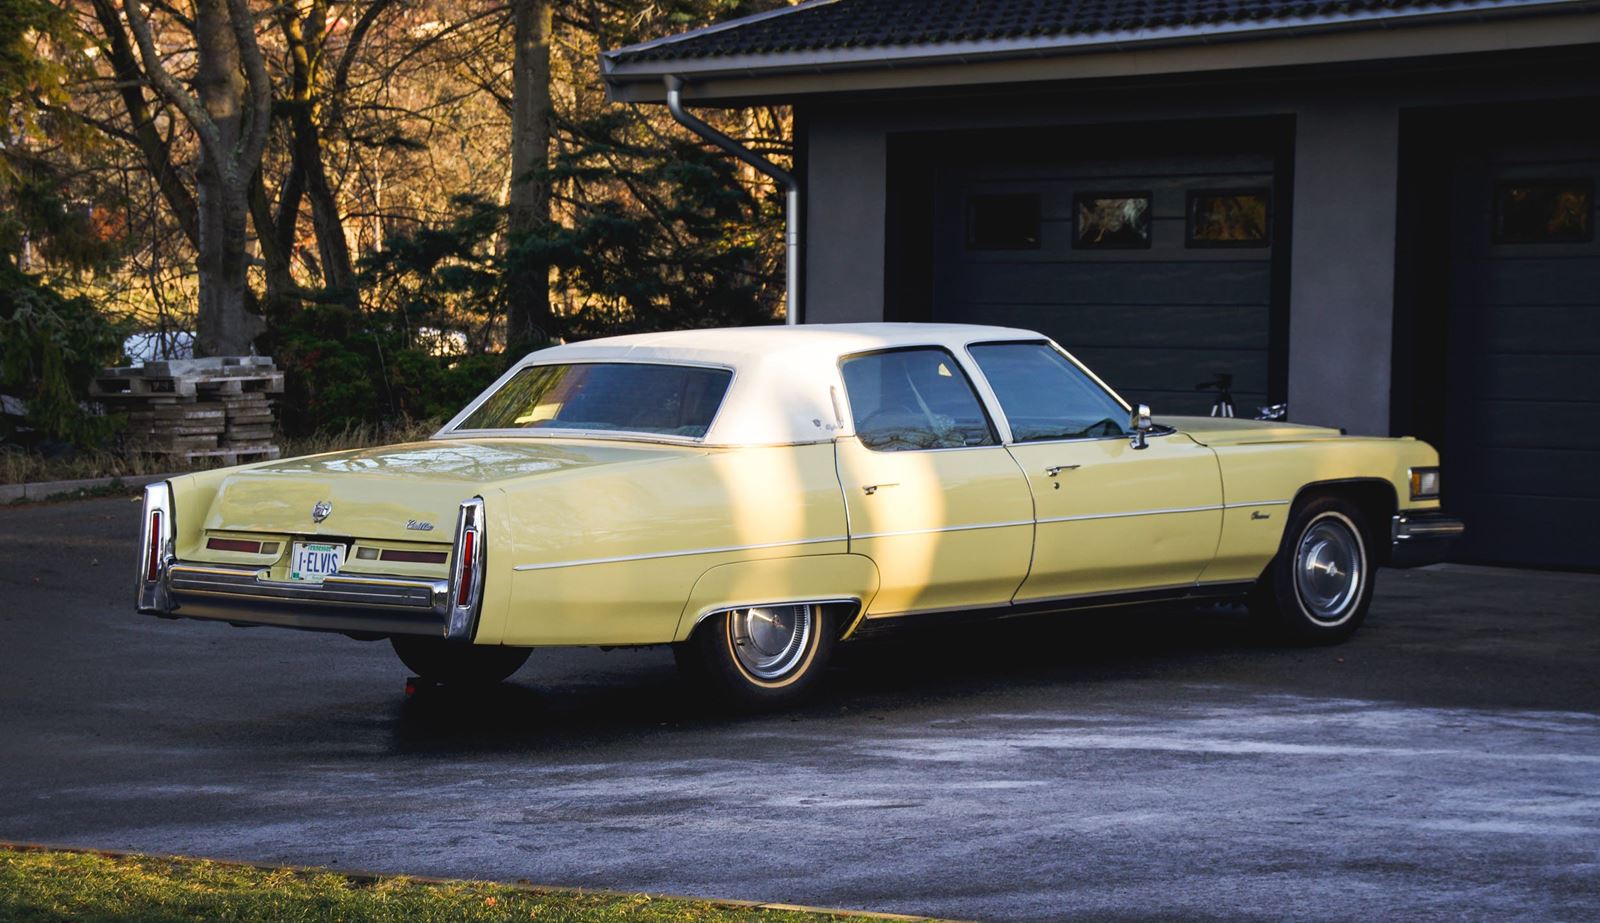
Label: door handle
xmin=1044 ymin=465 xmax=1081 ymax=477
xmin=862 ymin=482 xmax=899 ymax=496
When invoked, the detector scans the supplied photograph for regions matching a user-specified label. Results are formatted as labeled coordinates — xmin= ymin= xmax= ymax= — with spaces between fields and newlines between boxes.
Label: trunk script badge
xmin=311 ymin=500 xmax=333 ymax=523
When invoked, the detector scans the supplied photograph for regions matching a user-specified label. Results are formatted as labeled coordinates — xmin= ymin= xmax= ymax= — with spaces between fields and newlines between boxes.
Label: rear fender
xmin=676 ymin=554 xmax=881 ymax=643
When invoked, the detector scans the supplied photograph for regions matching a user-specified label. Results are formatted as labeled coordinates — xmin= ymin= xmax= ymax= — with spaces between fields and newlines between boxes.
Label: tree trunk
xmin=196 ymin=178 xmax=261 ymax=355
xmin=123 ymin=0 xmax=272 ymax=357
xmin=505 ymin=0 xmax=553 ymax=346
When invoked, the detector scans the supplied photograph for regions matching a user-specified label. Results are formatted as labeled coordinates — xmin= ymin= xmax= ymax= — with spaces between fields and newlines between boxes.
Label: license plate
xmin=289 ymin=541 xmax=345 ymax=583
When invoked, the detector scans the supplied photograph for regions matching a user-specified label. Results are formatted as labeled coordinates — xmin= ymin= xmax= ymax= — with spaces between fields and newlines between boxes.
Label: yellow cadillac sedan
xmin=137 ymin=324 xmax=1462 ymax=708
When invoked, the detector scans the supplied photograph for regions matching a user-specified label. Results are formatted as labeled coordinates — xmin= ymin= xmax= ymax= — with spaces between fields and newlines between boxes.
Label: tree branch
xmin=122 ymin=0 xmax=223 ymax=159
xmin=225 ymin=0 xmax=273 ymax=171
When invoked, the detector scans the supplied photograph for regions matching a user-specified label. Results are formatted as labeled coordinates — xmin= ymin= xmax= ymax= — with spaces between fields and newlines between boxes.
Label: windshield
xmin=452 ymin=362 xmax=733 ymax=438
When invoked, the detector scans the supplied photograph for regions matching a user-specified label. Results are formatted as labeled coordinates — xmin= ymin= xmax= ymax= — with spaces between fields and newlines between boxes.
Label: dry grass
xmin=1 ymin=419 xmax=443 ymax=485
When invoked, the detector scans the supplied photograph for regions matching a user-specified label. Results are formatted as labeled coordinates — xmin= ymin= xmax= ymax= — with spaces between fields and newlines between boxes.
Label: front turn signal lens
xmin=1409 ymin=467 xmax=1441 ymax=500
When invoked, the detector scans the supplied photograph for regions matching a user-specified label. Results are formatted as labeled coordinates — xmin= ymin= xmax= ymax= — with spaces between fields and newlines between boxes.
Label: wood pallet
xmin=97 ymin=357 xmax=283 ymax=463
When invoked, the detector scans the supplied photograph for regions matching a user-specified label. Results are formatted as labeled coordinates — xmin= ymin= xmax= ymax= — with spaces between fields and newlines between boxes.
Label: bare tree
xmin=123 ymin=0 xmax=271 ymax=356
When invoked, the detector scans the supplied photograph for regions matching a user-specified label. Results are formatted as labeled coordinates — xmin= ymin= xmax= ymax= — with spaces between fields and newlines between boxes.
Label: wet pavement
xmin=2 ymin=495 xmax=1597 ymax=921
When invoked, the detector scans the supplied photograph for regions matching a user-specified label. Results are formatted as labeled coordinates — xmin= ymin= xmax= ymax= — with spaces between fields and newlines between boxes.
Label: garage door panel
xmin=1138 ymin=388 xmax=1270 ymax=416
xmin=940 ymin=303 xmax=1271 ymax=351
xmin=1457 ymin=448 xmax=1600 ymax=500
xmin=1071 ymin=346 xmax=1268 ymax=399
xmin=1459 ymin=258 xmax=1600 ymax=306
xmin=1451 ymin=492 xmax=1600 ymax=569
xmin=959 ymin=224 xmax=1269 ymax=263
xmin=949 ymin=153 xmax=1273 ymax=182
xmin=1468 ymin=401 xmax=1600 ymax=451
xmin=1454 ymin=303 xmax=1600 ymax=354
xmin=949 ymin=261 xmax=1271 ymax=306
xmin=1466 ymin=354 xmax=1600 ymax=401
xmin=1443 ymin=142 xmax=1599 ymax=568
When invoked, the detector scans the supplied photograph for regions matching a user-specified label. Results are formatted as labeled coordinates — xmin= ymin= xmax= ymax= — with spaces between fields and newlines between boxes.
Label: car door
xmin=835 ymin=347 xmax=1035 ymax=617
xmin=967 ymin=341 xmax=1224 ymax=602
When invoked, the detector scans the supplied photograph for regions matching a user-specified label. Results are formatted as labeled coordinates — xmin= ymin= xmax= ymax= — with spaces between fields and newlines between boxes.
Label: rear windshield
xmin=453 ymin=363 xmax=732 ymax=438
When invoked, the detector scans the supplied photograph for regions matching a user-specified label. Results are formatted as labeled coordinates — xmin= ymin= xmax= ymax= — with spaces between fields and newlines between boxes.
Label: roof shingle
xmin=606 ymin=0 xmax=1470 ymax=64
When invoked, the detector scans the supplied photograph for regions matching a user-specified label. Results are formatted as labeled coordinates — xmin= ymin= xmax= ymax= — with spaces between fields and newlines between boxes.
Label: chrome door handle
xmin=1045 ymin=465 xmax=1081 ymax=477
xmin=862 ymin=482 xmax=899 ymax=495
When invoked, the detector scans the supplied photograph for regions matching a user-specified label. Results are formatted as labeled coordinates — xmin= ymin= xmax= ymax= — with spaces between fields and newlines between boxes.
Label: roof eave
xmin=601 ymin=0 xmax=1599 ymax=103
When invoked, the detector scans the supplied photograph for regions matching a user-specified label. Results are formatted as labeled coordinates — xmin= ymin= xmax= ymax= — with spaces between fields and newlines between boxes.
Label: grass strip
xmin=0 ymin=846 xmax=920 ymax=923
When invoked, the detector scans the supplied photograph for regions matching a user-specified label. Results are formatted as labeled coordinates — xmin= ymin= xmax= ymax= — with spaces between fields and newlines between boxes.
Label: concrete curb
xmin=0 ymin=841 xmax=950 ymax=921
xmin=0 ymin=471 xmax=176 ymax=504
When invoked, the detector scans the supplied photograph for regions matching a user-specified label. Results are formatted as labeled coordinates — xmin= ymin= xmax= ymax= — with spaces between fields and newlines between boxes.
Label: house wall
xmin=799 ymin=51 xmax=1600 ymax=435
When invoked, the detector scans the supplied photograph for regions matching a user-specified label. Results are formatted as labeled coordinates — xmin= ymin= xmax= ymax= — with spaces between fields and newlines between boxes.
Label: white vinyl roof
xmin=449 ymin=323 xmax=1058 ymax=446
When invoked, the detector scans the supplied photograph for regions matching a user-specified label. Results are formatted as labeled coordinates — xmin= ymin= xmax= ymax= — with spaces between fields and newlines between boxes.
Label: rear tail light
xmin=137 ymin=482 xmax=174 ymax=612
xmin=146 ymin=511 xmax=164 ymax=581
xmin=456 ymin=531 xmax=476 ymax=605
xmin=445 ymin=498 xmax=485 ymax=640
xmin=206 ymin=537 xmax=263 ymax=554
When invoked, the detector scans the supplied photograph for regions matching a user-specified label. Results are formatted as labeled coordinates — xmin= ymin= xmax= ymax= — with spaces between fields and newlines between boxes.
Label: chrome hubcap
xmin=730 ymin=604 xmax=813 ymax=680
xmin=1295 ymin=516 xmax=1364 ymax=623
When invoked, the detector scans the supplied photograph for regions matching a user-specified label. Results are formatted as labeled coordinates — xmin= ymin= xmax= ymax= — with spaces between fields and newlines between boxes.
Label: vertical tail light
xmin=445 ymin=498 xmax=485 ymax=641
xmin=137 ymin=482 xmax=175 ymax=612
xmin=456 ymin=530 xmax=476 ymax=606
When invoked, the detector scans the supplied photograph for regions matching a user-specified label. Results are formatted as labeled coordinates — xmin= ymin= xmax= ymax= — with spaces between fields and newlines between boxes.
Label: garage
xmin=888 ymin=120 xmax=1291 ymax=417
xmin=1436 ymin=116 xmax=1600 ymax=569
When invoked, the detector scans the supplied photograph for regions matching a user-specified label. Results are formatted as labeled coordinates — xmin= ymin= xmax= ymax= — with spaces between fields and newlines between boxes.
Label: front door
xmin=835 ymin=347 xmax=1034 ymax=616
xmin=967 ymin=341 xmax=1224 ymax=601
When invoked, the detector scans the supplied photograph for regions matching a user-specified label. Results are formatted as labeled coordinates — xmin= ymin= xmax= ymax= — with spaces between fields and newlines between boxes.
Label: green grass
xmin=0 ymin=847 xmax=893 ymax=923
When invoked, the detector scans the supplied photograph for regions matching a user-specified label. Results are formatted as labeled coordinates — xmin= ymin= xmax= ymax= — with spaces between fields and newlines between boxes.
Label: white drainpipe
xmin=665 ymin=75 xmax=800 ymax=325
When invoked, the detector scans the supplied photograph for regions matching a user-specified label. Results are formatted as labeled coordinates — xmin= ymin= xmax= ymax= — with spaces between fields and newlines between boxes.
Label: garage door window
xmin=1494 ymin=179 xmax=1593 ymax=244
xmin=841 ymin=349 xmax=997 ymax=451
xmin=970 ymin=342 xmax=1130 ymax=442
xmin=966 ymin=193 xmax=1040 ymax=249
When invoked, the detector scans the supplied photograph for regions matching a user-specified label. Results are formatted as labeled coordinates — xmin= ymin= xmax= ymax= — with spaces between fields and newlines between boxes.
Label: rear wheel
xmin=674 ymin=603 xmax=835 ymax=711
xmin=1250 ymin=496 xmax=1377 ymax=645
xmin=390 ymin=636 xmax=531 ymax=685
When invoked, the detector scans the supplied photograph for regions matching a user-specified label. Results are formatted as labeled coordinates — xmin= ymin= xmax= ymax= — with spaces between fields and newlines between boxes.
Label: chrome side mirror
xmin=1130 ymin=404 xmax=1153 ymax=450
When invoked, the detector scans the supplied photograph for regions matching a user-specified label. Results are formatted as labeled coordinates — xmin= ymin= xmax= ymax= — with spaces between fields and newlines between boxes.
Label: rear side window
xmin=841 ymin=349 xmax=996 ymax=451
xmin=455 ymin=362 xmax=731 ymax=438
xmin=969 ymin=342 xmax=1128 ymax=442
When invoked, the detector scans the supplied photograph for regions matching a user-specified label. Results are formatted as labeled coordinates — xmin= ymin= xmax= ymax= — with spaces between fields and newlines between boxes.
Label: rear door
xmin=967 ymin=341 xmax=1224 ymax=601
xmin=835 ymin=347 xmax=1035 ymax=617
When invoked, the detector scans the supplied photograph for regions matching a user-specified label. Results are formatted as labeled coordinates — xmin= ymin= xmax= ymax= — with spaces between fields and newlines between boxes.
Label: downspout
xmin=664 ymin=75 xmax=800 ymax=325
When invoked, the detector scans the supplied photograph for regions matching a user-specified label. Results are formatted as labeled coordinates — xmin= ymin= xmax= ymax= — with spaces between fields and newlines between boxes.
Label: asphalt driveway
xmin=1 ymin=495 xmax=1597 ymax=922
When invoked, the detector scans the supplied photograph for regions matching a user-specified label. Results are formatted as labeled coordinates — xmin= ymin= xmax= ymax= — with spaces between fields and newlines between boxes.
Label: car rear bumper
xmin=143 ymin=561 xmax=454 ymax=638
xmin=1389 ymin=511 xmax=1465 ymax=568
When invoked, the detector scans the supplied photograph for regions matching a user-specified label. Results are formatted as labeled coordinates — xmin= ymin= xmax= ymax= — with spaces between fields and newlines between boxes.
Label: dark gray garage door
xmin=924 ymin=134 xmax=1286 ymax=416
xmin=1445 ymin=140 xmax=1600 ymax=570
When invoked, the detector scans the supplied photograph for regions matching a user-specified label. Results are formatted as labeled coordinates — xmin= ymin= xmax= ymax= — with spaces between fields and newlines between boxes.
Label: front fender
xmin=676 ymin=553 xmax=882 ymax=642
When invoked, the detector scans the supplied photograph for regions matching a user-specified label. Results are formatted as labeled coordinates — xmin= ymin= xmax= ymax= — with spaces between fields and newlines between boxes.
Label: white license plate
xmin=289 ymin=541 xmax=345 ymax=583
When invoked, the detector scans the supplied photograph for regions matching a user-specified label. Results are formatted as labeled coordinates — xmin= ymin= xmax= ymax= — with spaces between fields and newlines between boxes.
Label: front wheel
xmin=1250 ymin=497 xmax=1377 ymax=645
xmin=673 ymin=603 xmax=836 ymax=711
xmin=390 ymin=636 xmax=531 ymax=685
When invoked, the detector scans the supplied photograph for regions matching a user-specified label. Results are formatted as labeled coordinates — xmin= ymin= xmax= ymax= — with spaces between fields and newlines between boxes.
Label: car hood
xmin=1161 ymin=416 xmax=1344 ymax=446
xmin=198 ymin=438 xmax=703 ymax=542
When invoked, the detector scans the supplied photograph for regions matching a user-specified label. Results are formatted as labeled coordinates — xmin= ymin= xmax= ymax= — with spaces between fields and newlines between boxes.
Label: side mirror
xmin=1130 ymin=404 xmax=1153 ymax=450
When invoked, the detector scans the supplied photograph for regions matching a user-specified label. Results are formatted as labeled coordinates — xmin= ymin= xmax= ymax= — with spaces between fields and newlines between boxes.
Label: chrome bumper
xmin=136 ymin=483 xmax=487 ymax=640
xmin=1389 ymin=511 xmax=1464 ymax=568
xmin=153 ymin=562 xmax=454 ymax=637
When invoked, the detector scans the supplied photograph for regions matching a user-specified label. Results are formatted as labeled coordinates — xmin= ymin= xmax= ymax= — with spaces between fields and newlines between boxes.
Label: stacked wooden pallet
xmin=92 ymin=357 xmax=284 ymax=465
